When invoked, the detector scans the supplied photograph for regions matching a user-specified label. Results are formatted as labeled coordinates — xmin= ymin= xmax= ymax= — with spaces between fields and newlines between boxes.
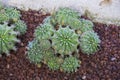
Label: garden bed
xmin=0 ymin=10 xmax=120 ymax=80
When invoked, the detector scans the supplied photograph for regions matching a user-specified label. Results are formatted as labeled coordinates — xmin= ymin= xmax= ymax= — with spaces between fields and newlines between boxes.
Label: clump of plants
xmin=0 ymin=4 xmax=27 ymax=56
xmin=27 ymin=7 xmax=101 ymax=73
xmin=0 ymin=5 xmax=27 ymax=34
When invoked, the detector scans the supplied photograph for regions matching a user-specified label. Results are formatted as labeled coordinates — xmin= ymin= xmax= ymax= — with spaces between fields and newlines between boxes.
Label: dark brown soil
xmin=0 ymin=10 xmax=120 ymax=80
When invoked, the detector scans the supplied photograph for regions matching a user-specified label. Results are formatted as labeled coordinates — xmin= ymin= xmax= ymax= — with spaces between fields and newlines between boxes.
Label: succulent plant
xmin=27 ymin=39 xmax=53 ymax=64
xmin=47 ymin=57 xmax=62 ymax=70
xmin=14 ymin=20 xmax=27 ymax=34
xmin=52 ymin=26 xmax=79 ymax=55
xmin=5 ymin=7 xmax=21 ymax=22
xmin=79 ymin=19 xmax=94 ymax=33
xmin=80 ymin=31 xmax=101 ymax=54
xmin=0 ymin=13 xmax=9 ymax=23
xmin=34 ymin=23 xmax=54 ymax=41
xmin=39 ymin=40 xmax=51 ymax=50
xmin=0 ymin=23 xmax=19 ymax=55
xmin=27 ymin=40 xmax=44 ymax=64
xmin=42 ymin=48 xmax=55 ymax=64
xmin=60 ymin=56 xmax=80 ymax=73
xmin=68 ymin=18 xmax=82 ymax=30
xmin=54 ymin=7 xmax=79 ymax=25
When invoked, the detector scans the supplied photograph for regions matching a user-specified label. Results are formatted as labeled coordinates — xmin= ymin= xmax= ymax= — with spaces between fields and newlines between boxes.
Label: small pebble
xmin=20 ymin=42 xmax=24 ymax=46
xmin=6 ymin=64 xmax=10 ymax=69
xmin=9 ymin=73 xmax=13 ymax=76
xmin=111 ymin=57 xmax=116 ymax=61
xmin=82 ymin=75 xmax=86 ymax=79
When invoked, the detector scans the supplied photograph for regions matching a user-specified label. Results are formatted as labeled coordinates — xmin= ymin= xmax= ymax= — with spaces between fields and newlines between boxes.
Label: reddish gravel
xmin=0 ymin=10 xmax=120 ymax=80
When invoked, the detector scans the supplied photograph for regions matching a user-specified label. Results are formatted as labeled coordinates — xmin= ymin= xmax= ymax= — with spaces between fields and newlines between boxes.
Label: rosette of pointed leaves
xmin=27 ymin=40 xmax=44 ymax=64
xmin=52 ymin=26 xmax=79 ymax=55
xmin=34 ymin=23 xmax=54 ymax=41
xmin=0 ymin=23 xmax=19 ymax=55
xmin=60 ymin=57 xmax=80 ymax=73
xmin=79 ymin=19 xmax=94 ymax=33
xmin=5 ymin=7 xmax=21 ymax=22
xmin=14 ymin=20 xmax=27 ymax=34
xmin=80 ymin=31 xmax=101 ymax=54
xmin=55 ymin=7 xmax=79 ymax=25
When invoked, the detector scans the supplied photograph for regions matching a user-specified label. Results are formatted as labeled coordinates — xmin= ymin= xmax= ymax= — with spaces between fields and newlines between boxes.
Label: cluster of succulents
xmin=27 ymin=7 xmax=101 ymax=73
xmin=0 ymin=4 xmax=27 ymax=56
xmin=0 ymin=5 xmax=27 ymax=34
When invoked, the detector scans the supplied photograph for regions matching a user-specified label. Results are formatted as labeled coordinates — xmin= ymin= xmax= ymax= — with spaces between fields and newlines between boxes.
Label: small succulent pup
xmin=80 ymin=31 xmax=101 ymax=54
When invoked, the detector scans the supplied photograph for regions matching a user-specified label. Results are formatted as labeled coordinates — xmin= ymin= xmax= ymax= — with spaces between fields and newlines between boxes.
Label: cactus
xmin=60 ymin=57 xmax=80 ymax=73
xmin=80 ymin=31 xmax=101 ymax=54
xmin=68 ymin=18 xmax=82 ymax=30
xmin=27 ymin=40 xmax=44 ymax=64
xmin=27 ymin=39 xmax=52 ymax=64
xmin=34 ymin=23 xmax=54 ymax=41
xmin=39 ymin=40 xmax=51 ymax=50
xmin=0 ymin=23 xmax=19 ymax=56
xmin=47 ymin=57 xmax=62 ymax=70
xmin=0 ymin=13 xmax=9 ymax=23
xmin=79 ymin=19 xmax=94 ymax=33
xmin=52 ymin=26 xmax=79 ymax=55
xmin=14 ymin=20 xmax=27 ymax=34
xmin=5 ymin=7 xmax=21 ymax=22
xmin=54 ymin=7 xmax=79 ymax=25
xmin=42 ymin=48 xmax=55 ymax=64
